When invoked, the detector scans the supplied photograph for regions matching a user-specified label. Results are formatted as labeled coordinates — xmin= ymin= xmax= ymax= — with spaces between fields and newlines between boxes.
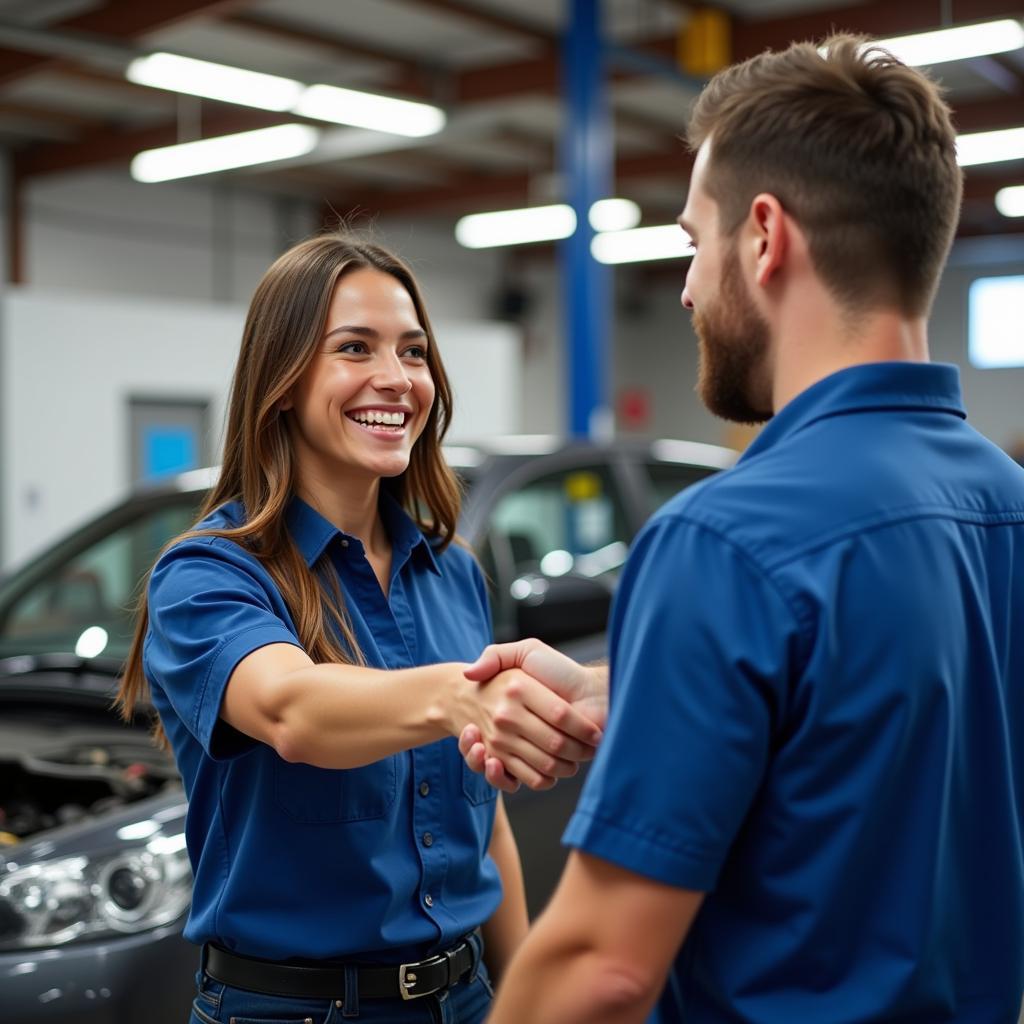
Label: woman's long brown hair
xmin=117 ymin=234 xmax=461 ymax=747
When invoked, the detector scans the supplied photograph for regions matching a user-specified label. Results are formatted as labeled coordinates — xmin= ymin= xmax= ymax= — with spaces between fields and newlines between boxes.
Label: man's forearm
xmin=486 ymin=913 xmax=656 ymax=1024
xmin=485 ymin=851 xmax=700 ymax=1024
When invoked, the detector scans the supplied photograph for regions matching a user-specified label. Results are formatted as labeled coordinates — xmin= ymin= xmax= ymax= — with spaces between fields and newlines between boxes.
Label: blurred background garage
xmin=0 ymin=1 xmax=1021 ymax=1020
xmin=0 ymin=0 xmax=1020 ymax=567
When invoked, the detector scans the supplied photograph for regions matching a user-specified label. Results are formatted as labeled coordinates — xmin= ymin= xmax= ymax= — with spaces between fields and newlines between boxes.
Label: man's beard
xmin=693 ymin=245 xmax=774 ymax=424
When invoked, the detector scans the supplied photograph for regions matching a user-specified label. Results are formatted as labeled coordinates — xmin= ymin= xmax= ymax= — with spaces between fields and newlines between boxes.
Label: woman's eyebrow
xmin=323 ymin=325 xmax=427 ymax=341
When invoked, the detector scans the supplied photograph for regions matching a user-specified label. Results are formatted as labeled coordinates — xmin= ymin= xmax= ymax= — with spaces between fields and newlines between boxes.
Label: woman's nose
xmin=372 ymin=353 xmax=413 ymax=393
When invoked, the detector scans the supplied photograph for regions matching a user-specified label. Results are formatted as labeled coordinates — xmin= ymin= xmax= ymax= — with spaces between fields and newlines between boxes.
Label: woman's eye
xmin=404 ymin=346 xmax=427 ymax=360
xmin=338 ymin=341 xmax=367 ymax=355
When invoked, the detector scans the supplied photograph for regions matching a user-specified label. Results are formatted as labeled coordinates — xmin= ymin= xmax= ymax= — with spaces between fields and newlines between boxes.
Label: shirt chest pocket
xmin=274 ymin=755 xmax=398 ymax=823
xmin=461 ymin=762 xmax=497 ymax=806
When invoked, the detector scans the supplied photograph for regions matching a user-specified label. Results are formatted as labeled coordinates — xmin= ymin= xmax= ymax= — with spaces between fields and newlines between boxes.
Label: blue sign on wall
xmin=142 ymin=426 xmax=198 ymax=482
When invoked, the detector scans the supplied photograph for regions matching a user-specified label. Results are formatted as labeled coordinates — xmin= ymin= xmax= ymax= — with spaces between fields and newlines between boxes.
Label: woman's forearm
xmin=267 ymin=660 xmax=471 ymax=768
xmin=224 ymin=643 xmax=601 ymax=777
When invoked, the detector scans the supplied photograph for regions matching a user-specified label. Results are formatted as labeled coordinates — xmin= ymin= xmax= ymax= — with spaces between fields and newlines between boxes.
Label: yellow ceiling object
xmin=679 ymin=7 xmax=733 ymax=77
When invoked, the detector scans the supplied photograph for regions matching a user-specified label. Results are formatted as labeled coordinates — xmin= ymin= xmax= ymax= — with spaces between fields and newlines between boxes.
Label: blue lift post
xmin=561 ymin=0 xmax=613 ymax=440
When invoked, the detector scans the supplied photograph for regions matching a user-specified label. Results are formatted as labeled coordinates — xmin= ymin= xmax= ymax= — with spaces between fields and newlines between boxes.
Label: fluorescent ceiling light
xmin=455 ymin=205 xmax=577 ymax=248
xmin=995 ymin=185 xmax=1024 ymax=217
xmin=872 ymin=19 xmax=1024 ymax=67
xmin=956 ymin=127 xmax=1024 ymax=167
xmin=591 ymin=224 xmax=694 ymax=264
xmin=589 ymin=198 xmax=641 ymax=231
xmin=127 ymin=54 xmax=445 ymax=140
xmin=126 ymin=53 xmax=303 ymax=111
xmin=294 ymin=84 xmax=445 ymax=137
xmin=455 ymin=198 xmax=641 ymax=249
xmin=130 ymin=124 xmax=320 ymax=183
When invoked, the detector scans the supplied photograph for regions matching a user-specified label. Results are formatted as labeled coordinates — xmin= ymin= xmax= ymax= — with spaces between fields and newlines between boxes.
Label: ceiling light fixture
xmin=455 ymin=198 xmax=641 ymax=248
xmin=956 ymin=127 xmax=1024 ymax=167
xmin=294 ymin=84 xmax=446 ymax=137
xmin=127 ymin=54 xmax=447 ymax=140
xmin=126 ymin=53 xmax=304 ymax=111
xmin=870 ymin=19 xmax=1024 ymax=67
xmin=995 ymin=185 xmax=1024 ymax=217
xmin=588 ymin=198 xmax=641 ymax=232
xmin=130 ymin=124 xmax=320 ymax=183
xmin=591 ymin=224 xmax=694 ymax=265
xmin=455 ymin=205 xmax=578 ymax=248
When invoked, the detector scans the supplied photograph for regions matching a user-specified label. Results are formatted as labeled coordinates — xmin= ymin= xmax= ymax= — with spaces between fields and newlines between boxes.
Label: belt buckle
xmin=399 ymin=954 xmax=446 ymax=1001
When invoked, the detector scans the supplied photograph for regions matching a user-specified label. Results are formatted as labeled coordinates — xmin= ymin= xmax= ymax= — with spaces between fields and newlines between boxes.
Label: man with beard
xmin=463 ymin=32 xmax=1024 ymax=1024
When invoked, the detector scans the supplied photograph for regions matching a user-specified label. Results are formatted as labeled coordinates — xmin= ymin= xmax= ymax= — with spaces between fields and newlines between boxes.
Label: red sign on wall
xmin=618 ymin=387 xmax=651 ymax=431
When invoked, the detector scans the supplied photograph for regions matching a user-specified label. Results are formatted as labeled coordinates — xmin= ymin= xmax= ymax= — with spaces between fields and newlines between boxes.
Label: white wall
xmin=0 ymin=285 xmax=521 ymax=570
xmin=1 ymin=289 xmax=242 ymax=569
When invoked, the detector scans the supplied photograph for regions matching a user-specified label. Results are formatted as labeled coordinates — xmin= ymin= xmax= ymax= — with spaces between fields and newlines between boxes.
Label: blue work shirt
xmin=143 ymin=491 xmax=501 ymax=962
xmin=565 ymin=363 xmax=1024 ymax=1023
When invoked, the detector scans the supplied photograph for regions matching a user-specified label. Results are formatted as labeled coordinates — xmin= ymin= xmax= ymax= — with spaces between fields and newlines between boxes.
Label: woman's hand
xmin=445 ymin=658 xmax=604 ymax=791
xmin=458 ymin=639 xmax=610 ymax=793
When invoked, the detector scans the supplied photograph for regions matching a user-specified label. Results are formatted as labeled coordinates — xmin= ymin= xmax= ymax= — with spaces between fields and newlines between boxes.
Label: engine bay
xmin=0 ymin=706 xmax=180 ymax=845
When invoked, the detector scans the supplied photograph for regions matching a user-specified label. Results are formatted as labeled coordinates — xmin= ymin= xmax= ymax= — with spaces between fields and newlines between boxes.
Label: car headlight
xmin=0 ymin=832 xmax=191 ymax=950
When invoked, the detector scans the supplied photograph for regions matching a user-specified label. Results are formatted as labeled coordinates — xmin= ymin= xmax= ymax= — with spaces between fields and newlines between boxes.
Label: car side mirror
xmin=511 ymin=572 xmax=613 ymax=646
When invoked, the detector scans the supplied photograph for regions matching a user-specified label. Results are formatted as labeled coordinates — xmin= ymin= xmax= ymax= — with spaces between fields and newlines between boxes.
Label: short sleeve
xmin=563 ymin=514 xmax=799 ymax=890
xmin=144 ymin=537 xmax=303 ymax=760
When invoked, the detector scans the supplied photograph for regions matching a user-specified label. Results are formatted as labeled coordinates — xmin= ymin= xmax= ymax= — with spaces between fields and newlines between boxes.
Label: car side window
xmin=645 ymin=462 xmax=716 ymax=514
xmin=491 ymin=464 xmax=630 ymax=574
xmin=483 ymin=464 xmax=631 ymax=639
xmin=0 ymin=501 xmax=199 ymax=657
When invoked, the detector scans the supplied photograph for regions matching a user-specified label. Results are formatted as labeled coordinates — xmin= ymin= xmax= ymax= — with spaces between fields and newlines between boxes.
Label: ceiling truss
xmin=0 ymin=0 xmax=1020 ymax=284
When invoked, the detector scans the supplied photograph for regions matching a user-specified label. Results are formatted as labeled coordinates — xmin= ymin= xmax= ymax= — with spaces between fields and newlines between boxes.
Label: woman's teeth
xmin=349 ymin=410 xmax=406 ymax=427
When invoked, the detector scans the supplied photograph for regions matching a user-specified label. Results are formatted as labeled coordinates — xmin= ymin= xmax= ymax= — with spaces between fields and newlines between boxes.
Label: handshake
xmin=449 ymin=638 xmax=609 ymax=794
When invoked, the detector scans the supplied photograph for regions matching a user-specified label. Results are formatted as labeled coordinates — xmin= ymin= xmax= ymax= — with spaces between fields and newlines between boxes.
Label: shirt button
xmin=423 ymin=832 xmax=433 ymax=847
xmin=419 ymin=782 xmax=430 ymax=797
xmin=340 ymin=539 xmax=349 ymax=548
xmin=424 ymin=894 xmax=434 ymax=908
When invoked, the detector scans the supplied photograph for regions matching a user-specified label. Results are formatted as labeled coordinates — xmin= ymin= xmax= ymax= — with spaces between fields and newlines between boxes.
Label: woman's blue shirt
xmin=143 ymin=493 xmax=500 ymax=962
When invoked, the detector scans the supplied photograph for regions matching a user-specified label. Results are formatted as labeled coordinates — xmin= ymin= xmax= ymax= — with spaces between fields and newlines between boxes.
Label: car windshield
xmin=0 ymin=493 xmax=204 ymax=662
xmin=0 ymin=466 xmax=478 ymax=664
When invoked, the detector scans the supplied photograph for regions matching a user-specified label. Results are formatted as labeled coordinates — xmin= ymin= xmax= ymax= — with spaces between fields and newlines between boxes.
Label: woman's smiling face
xmin=282 ymin=267 xmax=436 ymax=488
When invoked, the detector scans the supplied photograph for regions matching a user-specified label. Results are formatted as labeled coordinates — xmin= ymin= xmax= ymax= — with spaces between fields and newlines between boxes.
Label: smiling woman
xmin=281 ymin=267 xmax=437 ymax=498
xmin=111 ymin=232 xmax=604 ymax=1024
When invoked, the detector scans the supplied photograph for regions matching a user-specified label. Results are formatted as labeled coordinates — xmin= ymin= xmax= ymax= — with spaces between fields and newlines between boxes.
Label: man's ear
xmin=748 ymin=193 xmax=787 ymax=289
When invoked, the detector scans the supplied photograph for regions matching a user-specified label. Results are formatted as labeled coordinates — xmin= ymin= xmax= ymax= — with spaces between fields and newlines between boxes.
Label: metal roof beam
xmin=407 ymin=0 xmax=554 ymax=45
xmin=0 ymin=0 xmax=244 ymax=85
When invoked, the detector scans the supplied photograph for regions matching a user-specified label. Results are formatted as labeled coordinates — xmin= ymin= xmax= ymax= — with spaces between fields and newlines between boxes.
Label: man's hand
xmin=446 ymin=662 xmax=603 ymax=791
xmin=460 ymin=639 xmax=609 ymax=793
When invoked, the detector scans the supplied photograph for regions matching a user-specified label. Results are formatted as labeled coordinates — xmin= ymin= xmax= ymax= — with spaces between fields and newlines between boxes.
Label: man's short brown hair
xmin=687 ymin=34 xmax=962 ymax=317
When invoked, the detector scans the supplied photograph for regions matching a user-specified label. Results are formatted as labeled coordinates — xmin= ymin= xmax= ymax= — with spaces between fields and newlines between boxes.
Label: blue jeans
xmin=188 ymin=935 xmax=494 ymax=1024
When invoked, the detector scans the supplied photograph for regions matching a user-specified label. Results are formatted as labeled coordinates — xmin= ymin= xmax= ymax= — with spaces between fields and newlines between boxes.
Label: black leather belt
xmin=204 ymin=936 xmax=476 ymax=1002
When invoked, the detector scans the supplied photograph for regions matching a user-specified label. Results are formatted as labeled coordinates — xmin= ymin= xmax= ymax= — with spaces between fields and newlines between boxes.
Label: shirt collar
xmin=739 ymin=362 xmax=966 ymax=464
xmin=285 ymin=489 xmax=443 ymax=576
